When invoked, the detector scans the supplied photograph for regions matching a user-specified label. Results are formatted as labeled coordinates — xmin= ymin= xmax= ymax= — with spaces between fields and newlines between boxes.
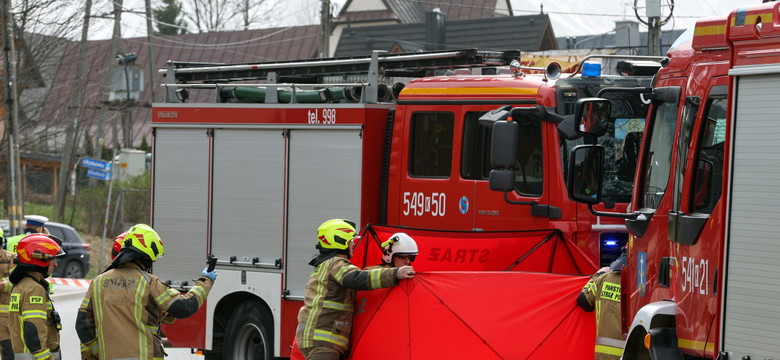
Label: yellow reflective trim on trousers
xmin=302 ymin=261 xmax=330 ymax=348
xmin=313 ymin=329 xmax=349 ymax=348
xmin=677 ymin=338 xmax=714 ymax=353
xmin=322 ymin=300 xmax=353 ymax=311
xmin=134 ymin=274 xmax=150 ymax=360
xmin=595 ymin=344 xmax=624 ymax=356
xmin=600 ymin=281 xmax=620 ymax=302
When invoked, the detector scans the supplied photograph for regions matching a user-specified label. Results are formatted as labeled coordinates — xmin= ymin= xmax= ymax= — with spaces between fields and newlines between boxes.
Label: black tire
xmin=62 ymin=261 xmax=84 ymax=278
xmin=222 ymin=300 xmax=273 ymax=360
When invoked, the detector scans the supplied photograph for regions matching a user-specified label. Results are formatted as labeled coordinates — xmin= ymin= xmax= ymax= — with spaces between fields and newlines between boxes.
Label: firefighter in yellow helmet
xmin=8 ymin=234 xmax=65 ymax=360
xmin=296 ymin=219 xmax=415 ymax=360
xmin=75 ymin=224 xmax=217 ymax=360
xmin=577 ymin=245 xmax=628 ymax=360
xmin=0 ymin=226 xmax=15 ymax=359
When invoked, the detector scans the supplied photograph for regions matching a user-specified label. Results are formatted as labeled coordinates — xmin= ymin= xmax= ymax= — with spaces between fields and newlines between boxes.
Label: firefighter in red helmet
xmin=296 ymin=219 xmax=415 ymax=360
xmin=110 ymin=231 xmax=126 ymax=260
xmin=75 ymin=224 xmax=217 ymax=360
xmin=8 ymin=234 xmax=65 ymax=360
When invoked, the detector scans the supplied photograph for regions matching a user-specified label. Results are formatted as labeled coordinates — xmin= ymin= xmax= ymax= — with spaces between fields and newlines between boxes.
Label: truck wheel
xmin=223 ymin=300 xmax=273 ymax=360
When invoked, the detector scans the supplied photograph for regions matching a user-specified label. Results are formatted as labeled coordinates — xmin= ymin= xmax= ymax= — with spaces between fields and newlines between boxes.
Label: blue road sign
xmin=82 ymin=157 xmax=112 ymax=171
xmin=86 ymin=168 xmax=111 ymax=181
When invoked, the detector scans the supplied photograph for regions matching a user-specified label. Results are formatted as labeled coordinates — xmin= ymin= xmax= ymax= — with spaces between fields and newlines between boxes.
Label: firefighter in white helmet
xmin=75 ymin=224 xmax=217 ymax=360
xmin=296 ymin=219 xmax=415 ymax=360
xmin=365 ymin=232 xmax=419 ymax=269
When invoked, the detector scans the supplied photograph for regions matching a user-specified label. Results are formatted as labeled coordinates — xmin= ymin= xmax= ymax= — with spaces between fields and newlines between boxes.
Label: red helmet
xmin=112 ymin=231 xmax=128 ymax=260
xmin=16 ymin=234 xmax=65 ymax=267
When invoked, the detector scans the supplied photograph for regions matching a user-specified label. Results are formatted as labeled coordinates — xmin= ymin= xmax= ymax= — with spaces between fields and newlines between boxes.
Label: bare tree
xmin=184 ymin=0 xmax=237 ymax=32
xmin=232 ymin=0 xmax=279 ymax=30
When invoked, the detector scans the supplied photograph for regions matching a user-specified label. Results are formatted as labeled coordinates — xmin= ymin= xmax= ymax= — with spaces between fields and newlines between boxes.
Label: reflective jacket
xmin=579 ymin=271 xmax=624 ymax=360
xmin=296 ymin=256 xmax=397 ymax=354
xmin=75 ymin=262 xmax=213 ymax=360
xmin=9 ymin=272 xmax=60 ymax=360
xmin=0 ymin=249 xmax=15 ymax=342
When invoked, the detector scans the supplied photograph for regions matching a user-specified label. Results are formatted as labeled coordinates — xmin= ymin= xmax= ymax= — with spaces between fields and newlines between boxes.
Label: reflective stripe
xmin=13 ymin=353 xmax=33 ymax=359
xmin=322 ymin=301 xmax=352 ymax=311
xmin=312 ymin=329 xmax=348 ymax=348
xmin=333 ymin=263 xmax=355 ymax=282
xmin=20 ymin=310 xmax=47 ymax=320
xmin=154 ymin=288 xmax=180 ymax=306
xmin=133 ymin=273 xmax=150 ymax=360
xmin=80 ymin=298 xmax=89 ymax=308
xmin=32 ymin=349 xmax=51 ymax=360
xmin=0 ymin=304 xmax=8 ymax=312
xmin=369 ymin=269 xmax=381 ymax=289
xmin=301 ymin=260 xmax=330 ymax=348
xmin=189 ymin=285 xmax=207 ymax=304
xmin=595 ymin=344 xmax=624 ymax=356
xmin=596 ymin=336 xmax=625 ymax=349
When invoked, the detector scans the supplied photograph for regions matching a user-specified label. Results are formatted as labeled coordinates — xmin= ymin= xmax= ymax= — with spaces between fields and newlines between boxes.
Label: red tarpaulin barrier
xmin=352 ymin=225 xmax=597 ymax=275
xmin=292 ymin=225 xmax=599 ymax=359
xmin=348 ymin=272 xmax=595 ymax=359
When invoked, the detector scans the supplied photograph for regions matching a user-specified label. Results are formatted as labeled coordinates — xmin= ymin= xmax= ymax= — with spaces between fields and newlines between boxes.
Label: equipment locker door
xmin=285 ymin=128 xmax=363 ymax=298
xmin=722 ymin=73 xmax=780 ymax=358
xmin=211 ymin=129 xmax=285 ymax=269
xmin=151 ymin=128 xmax=210 ymax=285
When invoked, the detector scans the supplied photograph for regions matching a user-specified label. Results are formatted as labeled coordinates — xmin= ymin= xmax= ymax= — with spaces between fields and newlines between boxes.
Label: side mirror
xmin=574 ymin=98 xmax=611 ymax=137
xmin=567 ymin=145 xmax=604 ymax=205
xmin=490 ymin=120 xmax=519 ymax=168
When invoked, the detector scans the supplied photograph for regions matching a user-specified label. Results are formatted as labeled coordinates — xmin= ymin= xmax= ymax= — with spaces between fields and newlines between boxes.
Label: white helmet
xmin=380 ymin=232 xmax=419 ymax=264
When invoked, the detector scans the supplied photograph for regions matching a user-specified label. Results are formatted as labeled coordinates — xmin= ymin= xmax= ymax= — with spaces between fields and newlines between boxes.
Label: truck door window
xmin=514 ymin=112 xmax=543 ymax=196
xmin=673 ymin=98 xmax=699 ymax=211
xmin=639 ymin=100 xmax=679 ymax=209
xmin=410 ymin=112 xmax=454 ymax=177
xmin=602 ymin=117 xmax=645 ymax=203
xmin=461 ymin=112 xmax=491 ymax=180
xmin=691 ymin=97 xmax=726 ymax=214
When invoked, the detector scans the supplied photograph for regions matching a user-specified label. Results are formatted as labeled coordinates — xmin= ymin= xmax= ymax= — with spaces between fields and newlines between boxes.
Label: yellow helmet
xmin=316 ymin=219 xmax=357 ymax=250
xmin=124 ymin=224 xmax=164 ymax=261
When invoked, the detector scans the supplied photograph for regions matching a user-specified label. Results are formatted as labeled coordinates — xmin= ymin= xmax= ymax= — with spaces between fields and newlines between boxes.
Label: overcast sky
xmin=89 ymin=0 xmax=764 ymax=41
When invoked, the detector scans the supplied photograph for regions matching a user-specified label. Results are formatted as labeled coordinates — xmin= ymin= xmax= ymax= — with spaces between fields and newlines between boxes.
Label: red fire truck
xmin=566 ymin=3 xmax=780 ymax=359
xmin=150 ymin=49 xmax=658 ymax=358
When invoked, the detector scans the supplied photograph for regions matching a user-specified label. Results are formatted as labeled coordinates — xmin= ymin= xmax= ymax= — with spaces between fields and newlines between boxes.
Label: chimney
xmin=615 ymin=20 xmax=640 ymax=49
xmin=425 ymin=8 xmax=446 ymax=50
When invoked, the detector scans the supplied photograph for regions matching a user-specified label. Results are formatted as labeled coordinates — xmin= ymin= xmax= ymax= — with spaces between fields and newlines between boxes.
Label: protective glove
xmin=396 ymin=265 xmax=415 ymax=280
xmin=201 ymin=266 xmax=217 ymax=282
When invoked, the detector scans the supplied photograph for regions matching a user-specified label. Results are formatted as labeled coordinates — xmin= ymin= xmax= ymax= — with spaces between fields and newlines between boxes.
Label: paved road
xmin=52 ymin=283 xmax=203 ymax=359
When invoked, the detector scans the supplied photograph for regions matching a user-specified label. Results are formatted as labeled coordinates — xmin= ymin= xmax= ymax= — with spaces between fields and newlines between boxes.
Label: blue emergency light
xmin=582 ymin=61 xmax=601 ymax=77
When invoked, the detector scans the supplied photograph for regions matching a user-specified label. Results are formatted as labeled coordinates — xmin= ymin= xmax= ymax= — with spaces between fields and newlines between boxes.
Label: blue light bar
xmin=582 ymin=61 xmax=601 ymax=77
xmin=604 ymin=240 xmax=618 ymax=246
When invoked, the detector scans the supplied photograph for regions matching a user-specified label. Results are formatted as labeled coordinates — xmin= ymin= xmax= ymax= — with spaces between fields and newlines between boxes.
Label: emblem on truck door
xmin=459 ymin=196 xmax=469 ymax=214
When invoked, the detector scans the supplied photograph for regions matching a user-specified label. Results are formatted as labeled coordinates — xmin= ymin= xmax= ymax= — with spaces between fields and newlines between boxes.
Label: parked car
xmin=0 ymin=220 xmax=91 ymax=278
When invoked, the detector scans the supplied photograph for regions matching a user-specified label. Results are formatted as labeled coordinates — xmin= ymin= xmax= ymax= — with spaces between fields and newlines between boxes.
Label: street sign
xmin=81 ymin=157 xmax=112 ymax=171
xmin=86 ymin=168 xmax=111 ymax=181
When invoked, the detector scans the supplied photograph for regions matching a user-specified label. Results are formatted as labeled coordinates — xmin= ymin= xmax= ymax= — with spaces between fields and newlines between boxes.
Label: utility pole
xmin=144 ymin=0 xmax=156 ymax=102
xmin=319 ymin=0 xmax=330 ymax=58
xmin=646 ymin=0 xmax=661 ymax=56
xmin=1 ymin=0 xmax=22 ymax=235
xmin=56 ymin=0 xmax=92 ymax=222
xmin=93 ymin=0 xmax=123 ymax=159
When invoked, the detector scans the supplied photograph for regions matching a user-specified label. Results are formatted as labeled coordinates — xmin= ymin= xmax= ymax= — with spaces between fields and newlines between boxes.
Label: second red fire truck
xmin=150 ymin=49 xmax=658 ymax=358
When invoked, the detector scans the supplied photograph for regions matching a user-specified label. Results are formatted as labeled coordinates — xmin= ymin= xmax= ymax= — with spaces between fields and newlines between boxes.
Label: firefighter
xmin=367 ymin=232 xmax=419 ymax=269
xmin=75 ymin=224 xmax=217 ymax=360
xmin=8 ymin=234 xmax=65 ymax=360
xmin=5 ymin=215 xmax=49 ymax=254
xmin=0 ymin=227 xmax=15 ymax=359
xmin=296 ymin=219 xmax=415 ymax=360
xmin=110 ymin=231 xmax=127 ymax=260
xmin=577 ymin=245 xmax=628 ymax=360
